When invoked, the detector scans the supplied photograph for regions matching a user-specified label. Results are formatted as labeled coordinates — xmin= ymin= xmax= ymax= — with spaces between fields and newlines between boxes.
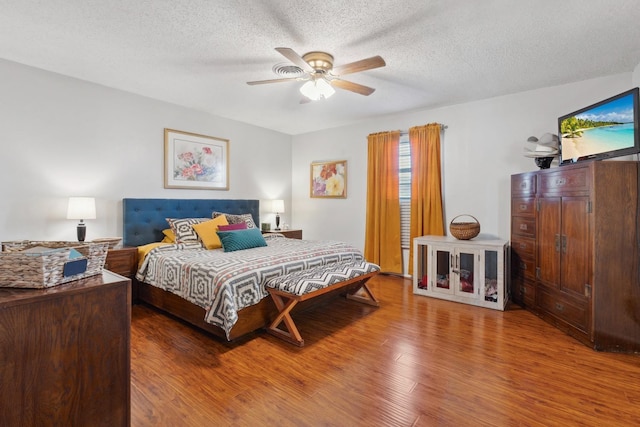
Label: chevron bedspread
xmin=135 ymin=234 xmax=364 ymax=338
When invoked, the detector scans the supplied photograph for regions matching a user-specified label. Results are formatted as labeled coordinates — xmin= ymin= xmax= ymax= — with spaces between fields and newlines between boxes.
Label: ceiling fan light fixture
xmin=300 ymin=77 xmax=335 ymax=101
xmin=248 ymin=47 xmax=384 ymax=99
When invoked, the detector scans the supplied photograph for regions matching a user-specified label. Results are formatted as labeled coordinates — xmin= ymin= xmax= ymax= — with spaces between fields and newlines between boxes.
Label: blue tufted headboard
xmin=123 ymin=198 xmax=260 ymax=247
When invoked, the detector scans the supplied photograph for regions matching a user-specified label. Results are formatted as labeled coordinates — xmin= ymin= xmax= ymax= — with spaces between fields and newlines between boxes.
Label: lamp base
xmin=275 ymin=213 xmax=281 ymax=231
xmin=77 ymin=223 xmax=86 ymax=242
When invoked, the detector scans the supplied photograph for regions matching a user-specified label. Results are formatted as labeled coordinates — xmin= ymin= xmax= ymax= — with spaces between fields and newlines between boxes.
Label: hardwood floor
xmin=130 ymin=275 xmax=640 ymax=426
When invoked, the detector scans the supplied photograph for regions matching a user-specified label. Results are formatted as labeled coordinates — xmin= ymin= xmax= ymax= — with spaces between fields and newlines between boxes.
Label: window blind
xmin=399 ymin=134 xmax=411 ymax=249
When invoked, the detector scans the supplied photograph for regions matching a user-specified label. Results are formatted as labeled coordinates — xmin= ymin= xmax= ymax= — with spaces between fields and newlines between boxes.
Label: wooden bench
xmin=264 ymin=260 xmax=380 ymax=346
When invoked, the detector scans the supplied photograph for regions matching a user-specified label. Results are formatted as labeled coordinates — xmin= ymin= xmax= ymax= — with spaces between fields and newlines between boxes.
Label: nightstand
xmin=262 ymin=229 xmax=303 ymax=239
xmin=105 ymin=246 xmax=138 ymax=279
xmin=105 ymin=246 xmax=138 ymax=304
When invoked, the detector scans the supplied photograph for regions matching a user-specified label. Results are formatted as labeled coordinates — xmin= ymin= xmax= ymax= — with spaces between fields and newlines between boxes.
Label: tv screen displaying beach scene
xmin=559 ymin=88 xmax=639 ymax=164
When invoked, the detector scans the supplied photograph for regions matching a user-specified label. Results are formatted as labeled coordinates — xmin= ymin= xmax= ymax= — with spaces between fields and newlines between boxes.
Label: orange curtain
xmin=364 ymin=131 xmax=402 ymax=274
xmin=408 ymin=123 xmax=445 ymax=275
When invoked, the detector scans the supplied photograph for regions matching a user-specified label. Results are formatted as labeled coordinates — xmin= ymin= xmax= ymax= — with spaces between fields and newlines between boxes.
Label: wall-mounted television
xmin=559 ymin=87 xmax=640 ymax=165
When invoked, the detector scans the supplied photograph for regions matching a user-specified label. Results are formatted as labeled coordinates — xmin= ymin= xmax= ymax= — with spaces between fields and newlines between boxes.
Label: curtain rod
xmin=399 ymin=124 xmax=447 ymax=135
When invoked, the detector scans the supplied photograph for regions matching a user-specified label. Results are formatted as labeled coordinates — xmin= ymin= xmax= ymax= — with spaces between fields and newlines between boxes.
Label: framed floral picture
xmin=164 ymin=128 xmax=229 ymax=190
xmin=310 ymin=160 xmax=347 ymax=198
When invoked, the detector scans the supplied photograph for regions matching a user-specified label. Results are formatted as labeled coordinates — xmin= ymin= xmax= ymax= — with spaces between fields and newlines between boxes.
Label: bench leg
xmin=266 ymin=292 xmax=305 ymax=347
xmin=346 ymin=280 xmax=380 ymax=307
xmin=266 ymin=272 xmax=379 ymax=346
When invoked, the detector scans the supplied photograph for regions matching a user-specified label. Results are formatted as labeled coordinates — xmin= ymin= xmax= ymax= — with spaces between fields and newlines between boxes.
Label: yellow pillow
xmin=192 ymin=216 xmax=229 ymax=249
xmin=137 ymin=242 xmax=170 ymax=268
xmin=162 ymin=228 xmax=176 ymax=243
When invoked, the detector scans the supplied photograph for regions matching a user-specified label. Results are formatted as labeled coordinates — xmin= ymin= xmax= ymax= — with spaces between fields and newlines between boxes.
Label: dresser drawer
xmin=538 ymin=166 xmax=590 ymax=194
xmin=537 ymin=287 xmax=588 ymax=332
xmin=512 ymin=173 xmax=536 ymax=196
xmin=511 ymin=216 xmax=536 ymax=238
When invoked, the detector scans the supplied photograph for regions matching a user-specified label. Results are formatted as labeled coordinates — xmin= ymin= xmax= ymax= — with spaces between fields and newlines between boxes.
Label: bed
xmin=123 ymin=198 xmax=372 ymax=341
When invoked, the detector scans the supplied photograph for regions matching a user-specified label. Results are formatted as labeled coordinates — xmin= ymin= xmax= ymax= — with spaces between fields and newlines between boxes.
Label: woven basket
xmin=449 ymin=215 xmax=481 ymax=240
xmin=0 ymin=241 xmax=108 ymax=289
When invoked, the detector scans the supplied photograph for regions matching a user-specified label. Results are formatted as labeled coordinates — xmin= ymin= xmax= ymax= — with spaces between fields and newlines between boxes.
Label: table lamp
xmin=272 ymin=199 xmax=285 ymax=231
xmin=67 ymin=197 xmax=96 ymax=242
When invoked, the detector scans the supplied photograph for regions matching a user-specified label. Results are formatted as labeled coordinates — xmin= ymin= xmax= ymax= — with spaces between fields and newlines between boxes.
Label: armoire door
xmin=559 ymin=196 xmax=590 ymax=297
xmin=537 ymin=197 xmax=561 ymax=287
xmin=537 ymin=195 xmax=590 ymax=297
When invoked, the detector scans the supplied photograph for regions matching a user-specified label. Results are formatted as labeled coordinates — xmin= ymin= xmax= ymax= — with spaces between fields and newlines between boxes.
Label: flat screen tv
xmin=558 ymin=87 xmax=640 ymax=165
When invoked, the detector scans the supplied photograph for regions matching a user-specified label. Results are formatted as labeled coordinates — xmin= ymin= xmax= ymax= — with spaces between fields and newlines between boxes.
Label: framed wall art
xmin=310 ymin=160 xmax=347 ymax=198
xmin=164 ymin=128 xmax=229 ymax=190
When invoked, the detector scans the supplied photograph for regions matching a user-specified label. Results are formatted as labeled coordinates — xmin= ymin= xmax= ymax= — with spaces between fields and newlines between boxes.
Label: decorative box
xmin=0 ymin=241 xmax=108 ymax=289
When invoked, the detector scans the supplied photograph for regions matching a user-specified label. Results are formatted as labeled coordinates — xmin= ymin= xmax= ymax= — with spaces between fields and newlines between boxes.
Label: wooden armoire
xmin=511 ymin=160 xmax=640 ymax=352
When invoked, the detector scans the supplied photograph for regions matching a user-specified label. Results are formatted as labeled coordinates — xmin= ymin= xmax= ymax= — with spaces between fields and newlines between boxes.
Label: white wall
xmin=292 ymin=73 xmax=634 ymax=255
xmin=0 ymin=59 xmax=292 ymax=242
xmin=1 ymin=57 xmax=634 ymax=255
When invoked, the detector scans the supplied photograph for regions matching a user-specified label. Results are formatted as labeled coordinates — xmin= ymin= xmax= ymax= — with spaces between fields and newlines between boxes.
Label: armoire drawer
xmin=511 ymin=235 xmax=535 ymax=260
xmin=512 ymin=256 xmax=535 ymax=281
xmin=511 ymin=216 xmax=536 ymax=238
xmin=512 ymin=276 xmax=535 ymax=307
xmin=537 ymin=287 xmax=589 ymax=333
xmin=538 ymin=166 xmax=590 ymax=194
xmin=511 ymin=197 xmax=535 ymax=216
xmin=512 ymin=173 xmax=536 ymax=196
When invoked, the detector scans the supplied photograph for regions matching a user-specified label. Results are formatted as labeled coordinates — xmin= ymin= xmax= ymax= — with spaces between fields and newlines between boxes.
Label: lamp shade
xmin=67 ymin=197 xmax=96 ymax=220
xmin=300 ymin=78 xmax=335 ymax=101
xmin=272 ymin=199 xmax=285 ymax=213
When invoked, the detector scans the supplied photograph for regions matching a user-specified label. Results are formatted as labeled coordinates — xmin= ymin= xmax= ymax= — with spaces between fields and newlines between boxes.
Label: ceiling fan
xmin=247 ymin=47 xmax=386 ymax=101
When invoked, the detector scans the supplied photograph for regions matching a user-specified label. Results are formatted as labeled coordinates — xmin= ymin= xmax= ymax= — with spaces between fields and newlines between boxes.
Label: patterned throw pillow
xmin=216 ymin=228 xmax=267 ymax=252
xmin=212 ymin=212 xmax=257 ymax=229
xmin=166 ymin=218 xmax=210 ymax=243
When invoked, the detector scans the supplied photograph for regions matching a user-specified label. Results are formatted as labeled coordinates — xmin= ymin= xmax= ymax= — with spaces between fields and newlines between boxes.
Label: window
xmin=399 ymin=133 xmax=411 ymax=249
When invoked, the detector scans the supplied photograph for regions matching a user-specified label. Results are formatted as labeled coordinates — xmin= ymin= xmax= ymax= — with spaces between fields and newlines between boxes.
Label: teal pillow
xmin=216 ymin=228 xmax=267 ymax=252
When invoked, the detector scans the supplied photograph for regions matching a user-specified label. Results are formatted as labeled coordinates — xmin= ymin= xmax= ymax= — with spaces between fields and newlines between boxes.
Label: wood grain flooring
xmin=130 ymin=275 xmax=640 ymax=426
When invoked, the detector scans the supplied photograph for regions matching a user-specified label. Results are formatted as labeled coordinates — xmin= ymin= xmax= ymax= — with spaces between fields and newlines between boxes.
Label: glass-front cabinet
xmin=413 ymin=235 xmax=508 ymax=310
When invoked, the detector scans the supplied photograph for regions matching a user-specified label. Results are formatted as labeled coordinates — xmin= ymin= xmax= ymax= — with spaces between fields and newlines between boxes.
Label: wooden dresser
xmin=511 ymin=160 xmax=640 ymax=352
xmin=0 ymin=271 xmax=131 ymax=426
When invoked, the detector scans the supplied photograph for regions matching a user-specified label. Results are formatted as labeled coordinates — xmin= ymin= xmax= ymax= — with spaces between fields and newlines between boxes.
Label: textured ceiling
xmin=1 ymin=0 xmax=640 ymax=135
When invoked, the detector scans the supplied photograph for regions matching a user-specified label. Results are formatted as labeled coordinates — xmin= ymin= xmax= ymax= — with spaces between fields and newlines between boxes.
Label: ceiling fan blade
xmin=247 ymin=77 xmax=301 ymax=85
xmin=331 ymin=79 xmax=376 ymax=96
xmin=332 ymin=55 xmax=386 ymax=76
xmin=275 ymin=47 xmax=315 ymax=73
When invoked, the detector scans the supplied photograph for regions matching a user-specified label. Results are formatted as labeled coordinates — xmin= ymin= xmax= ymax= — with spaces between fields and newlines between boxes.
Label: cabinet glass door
xmin=433 ymin=248 xmax=452 ymax=294
xmin=484 ymin=250 xmax=498 ymax=302
xmin=416 ymin=243 xmax=429 ymax=290
xmin=455 ymin=250 xmax=477 ymax=296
